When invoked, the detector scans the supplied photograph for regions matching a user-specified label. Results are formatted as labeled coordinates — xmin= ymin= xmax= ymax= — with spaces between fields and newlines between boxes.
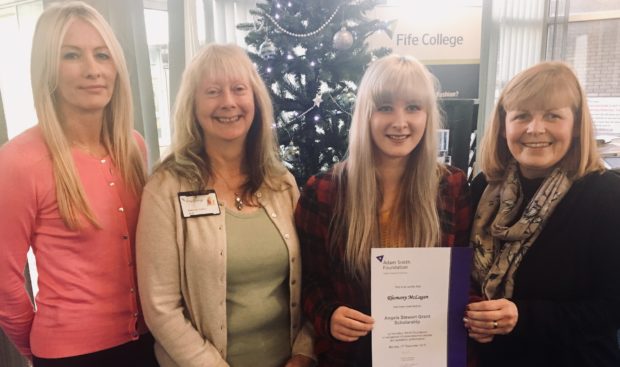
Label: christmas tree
xmin=238 ymin=0 xmax=391 ymax=186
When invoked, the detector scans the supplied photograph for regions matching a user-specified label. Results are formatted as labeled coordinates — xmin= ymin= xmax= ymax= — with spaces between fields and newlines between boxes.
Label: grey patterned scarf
xmin=471 ymin=162 xmax=572 ymax=299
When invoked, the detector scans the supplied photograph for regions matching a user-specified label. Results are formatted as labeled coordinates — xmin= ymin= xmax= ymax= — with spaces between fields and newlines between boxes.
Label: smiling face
xmin=56 ymin=19 xmax=117 ymax=116
xmin=370 ymin=99 xmax=427 ymax=166
xmin=504 ymin=106 xmax=575 ymax=178
xmin=194 ymin=75 xmax=255 ymax=148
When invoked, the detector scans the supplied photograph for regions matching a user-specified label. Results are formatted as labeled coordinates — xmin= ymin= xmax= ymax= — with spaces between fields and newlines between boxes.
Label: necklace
xmin=217 ymin=173 xmax=244 ymax=211
xmin=233 ymin=193 xmax=244 ymax=211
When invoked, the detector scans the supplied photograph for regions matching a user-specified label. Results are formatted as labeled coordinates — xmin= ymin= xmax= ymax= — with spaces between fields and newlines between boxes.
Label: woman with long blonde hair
xmin=295 ymin=54 xmax=471 ymax=366
xmin=0 ymin=2 xmax=155 ymax=366
xmin=136 ymin=43 xmax=314 ymax=367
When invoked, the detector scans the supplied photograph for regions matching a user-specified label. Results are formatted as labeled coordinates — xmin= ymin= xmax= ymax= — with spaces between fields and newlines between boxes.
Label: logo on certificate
xmin=376 ymin=255 xmax=384 ymax=262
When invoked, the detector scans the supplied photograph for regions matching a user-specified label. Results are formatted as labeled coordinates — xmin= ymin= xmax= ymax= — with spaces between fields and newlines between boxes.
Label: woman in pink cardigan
xmin=0 ymin=2 xmax=156 ymax=366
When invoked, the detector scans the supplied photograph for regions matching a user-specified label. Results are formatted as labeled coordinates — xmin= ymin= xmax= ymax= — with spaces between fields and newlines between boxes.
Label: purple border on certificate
xmin=447 ymin=247 xmax=473 ymax=367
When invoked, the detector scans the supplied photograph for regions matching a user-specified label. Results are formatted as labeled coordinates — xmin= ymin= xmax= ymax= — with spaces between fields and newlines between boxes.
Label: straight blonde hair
xmin=332 ymin=54 xmax=445 ymax=282
xmin=156 ymin=43 xmax=287 ymax=193
xmin=31 ymin=1 xmax=146 ymax=229
xmin=480 ymin=61 xmax=604 ymax=182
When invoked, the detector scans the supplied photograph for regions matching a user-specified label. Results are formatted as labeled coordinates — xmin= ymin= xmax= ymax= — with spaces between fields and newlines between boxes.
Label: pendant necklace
xmin=217 ymin=173 xmax=244 ymax=211
xmin=233 ymin=193 xmax=244 ymax=211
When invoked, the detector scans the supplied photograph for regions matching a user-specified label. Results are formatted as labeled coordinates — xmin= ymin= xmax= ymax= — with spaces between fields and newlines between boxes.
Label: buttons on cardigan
xmin=220 ymin=250 xmax=223 ymax=256
xmin=284 ymin=233 xmax=290 ymax=239
xmin=218 ymin=225 xmax=223 ymax=230
xmin=291 ymin=279 xmax=296 ymax=285
xmin=291 ymin=257 xmax=296 ymax=263
xmin=271 ymin=212 xmax=277 ymax=218
xmin=291 ymin=302 xmax=297 ymax=308
xmin=131 ymin=332 xmax=139 ymax=339
xmin=109 ymin=182 xmax=115 ymax=187
xmin=100 ymin=159 xmax=106 ymax=164
xmin=122 ymin=235 xmax=129 ymax=240
xmin=118 ymin=207 xmax=125 ymax=213
xmin=133 ymin=312 xmax=139 ymax=317
xmin=130 ymin=288 xmax=135 ymax=293
xmin=256 ymin=192 xmax=262 ymax=198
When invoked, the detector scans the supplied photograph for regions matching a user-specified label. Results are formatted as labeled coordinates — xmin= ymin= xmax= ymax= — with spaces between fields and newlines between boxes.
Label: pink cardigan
xmin=0 ymin=127 xmax=148 ymax=358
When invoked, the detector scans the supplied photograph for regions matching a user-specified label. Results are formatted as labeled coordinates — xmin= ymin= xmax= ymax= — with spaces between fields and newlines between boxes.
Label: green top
xmin=225 ymin=207 xmax=291 ymax=367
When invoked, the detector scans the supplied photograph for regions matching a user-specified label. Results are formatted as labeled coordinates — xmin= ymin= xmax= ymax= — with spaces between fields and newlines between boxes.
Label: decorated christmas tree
xmin=238 ymin=0 xmax=391 ymax=186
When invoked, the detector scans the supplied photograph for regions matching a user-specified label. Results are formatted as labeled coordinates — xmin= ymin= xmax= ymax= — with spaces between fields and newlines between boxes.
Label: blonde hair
xmin=333 ymin=54 xmax=445 ymax=282
xmin=31 ymin=1 xmax=146 ymax=229
xmin=480 ymin=61 xmax=604 ymax=182
xmin=157 ymin=43 xmax=286 ymax=193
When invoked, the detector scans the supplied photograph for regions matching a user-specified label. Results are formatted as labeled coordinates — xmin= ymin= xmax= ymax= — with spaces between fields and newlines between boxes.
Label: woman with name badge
xmin=295 ymin=54 xmax=471 ymax=366
xmin=136 ymin=44 xmax=315 ymax=367
xmin=463 ymin=61 xmax=620 ymax=367
xmin=0 ymin=2 xmax=157 ymax=366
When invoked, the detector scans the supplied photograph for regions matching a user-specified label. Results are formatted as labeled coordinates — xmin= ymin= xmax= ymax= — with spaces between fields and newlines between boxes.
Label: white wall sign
xmin=367 ymin=1 xmax=482 ymax=64
xmin=589 ymin=97 xmax=620 ymax=138
xmin=366 ymin=1 xmax=483 ymax=99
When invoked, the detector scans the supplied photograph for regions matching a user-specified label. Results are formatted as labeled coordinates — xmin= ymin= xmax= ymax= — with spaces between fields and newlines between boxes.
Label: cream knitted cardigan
xmin=136 ymin=170 xmax=314 ymax=367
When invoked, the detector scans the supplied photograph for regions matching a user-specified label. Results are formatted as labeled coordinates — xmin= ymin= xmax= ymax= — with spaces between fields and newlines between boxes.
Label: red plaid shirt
xmin=295 ymin=166 xmax=471 ymax=366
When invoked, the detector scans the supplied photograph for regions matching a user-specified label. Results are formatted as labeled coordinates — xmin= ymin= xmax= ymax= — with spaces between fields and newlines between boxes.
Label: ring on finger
xmin=493 ymin=320 xmax=498 ymax=329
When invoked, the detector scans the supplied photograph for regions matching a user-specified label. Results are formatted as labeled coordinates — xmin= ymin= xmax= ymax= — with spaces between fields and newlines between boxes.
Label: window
xmin=546 ymin=0 xmax=620 ymax=141
xmin=0 ymin=0 xmax=42 ymax=139
xmin=144 ymin=6 xmax=171 ymax=154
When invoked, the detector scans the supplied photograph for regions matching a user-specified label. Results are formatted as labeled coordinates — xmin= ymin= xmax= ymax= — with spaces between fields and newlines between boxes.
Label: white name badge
xmin=178 ymin=190 xmax=221 ymax=218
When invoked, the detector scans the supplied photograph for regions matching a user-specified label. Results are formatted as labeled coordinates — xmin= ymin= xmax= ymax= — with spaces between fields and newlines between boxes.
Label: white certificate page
xmin=371 ymin=247 xmax=469 ymax=367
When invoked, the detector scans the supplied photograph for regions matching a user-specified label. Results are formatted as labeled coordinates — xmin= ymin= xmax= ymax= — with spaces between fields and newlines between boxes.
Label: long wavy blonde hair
xmin=479 ymin=61 xmax=604 ymax=182
xmin=156 ymin=44 xmax=286 ymax=193
xmin=332 ymin=54 xmax=445 ymax=282
xmin=31 ymin=1 xmax=146 ymax=229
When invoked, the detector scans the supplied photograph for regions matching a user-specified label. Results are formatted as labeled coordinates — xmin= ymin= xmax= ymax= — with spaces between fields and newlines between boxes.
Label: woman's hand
xmin=463 ymin=298 xmax=518 ymax=343
xmin=330 ymin=306 xmax=374 ymax=342
xmin=284 ymin=354 xmax=314 ymax=367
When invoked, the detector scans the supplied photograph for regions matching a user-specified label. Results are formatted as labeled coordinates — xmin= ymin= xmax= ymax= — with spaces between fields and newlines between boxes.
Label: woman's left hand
xmin=284 ymin=354 xmax=315 ymax=367
xmin=463 ymin=298 xmax=518 ymax=342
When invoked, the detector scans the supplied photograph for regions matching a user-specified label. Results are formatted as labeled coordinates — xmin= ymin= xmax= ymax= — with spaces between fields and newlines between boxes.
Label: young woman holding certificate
xmin=295 ymin=54 xmax=471 ymax=366
xmin=463 ymin=62 xmax=620 ymax=367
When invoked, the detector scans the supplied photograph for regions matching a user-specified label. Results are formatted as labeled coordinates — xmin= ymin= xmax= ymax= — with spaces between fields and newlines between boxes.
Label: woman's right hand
xmin=330 ymin=306 xmax=374 ymax=342
xmin=463 ymin=298 xmax=519 ymax=343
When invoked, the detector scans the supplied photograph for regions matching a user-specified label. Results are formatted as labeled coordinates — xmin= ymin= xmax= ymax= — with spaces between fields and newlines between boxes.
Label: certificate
xmin=371 ymin=247 xmax=472 ymax=367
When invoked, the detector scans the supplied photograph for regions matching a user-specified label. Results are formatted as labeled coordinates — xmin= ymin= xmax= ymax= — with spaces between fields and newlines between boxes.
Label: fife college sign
xmin=367 ymin=1 xmax=482 ymax=99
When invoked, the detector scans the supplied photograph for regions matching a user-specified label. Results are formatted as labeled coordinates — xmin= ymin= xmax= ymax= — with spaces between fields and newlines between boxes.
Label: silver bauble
xmin=281 ymin=142 xmax=300 ymax=161
xmin=259 ymin=39 xmax=277 ymax=59
xmin=338 ymin=91 xmax=356 ymax=105
xmin=332 ymin=27 xmax=354 ymax=50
